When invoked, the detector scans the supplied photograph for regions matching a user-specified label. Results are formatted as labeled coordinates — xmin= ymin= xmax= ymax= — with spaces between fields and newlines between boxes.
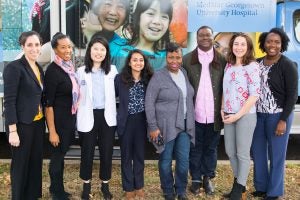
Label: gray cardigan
xmin=145 ymin=67 xmax=195 ymax=153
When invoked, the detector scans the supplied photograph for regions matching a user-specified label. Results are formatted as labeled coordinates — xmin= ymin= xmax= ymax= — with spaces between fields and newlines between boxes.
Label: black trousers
xmin=49 ymin=114 xmax=75 ymax=194
xmin=79 ymin=109 xmax=116 ymax=181
xmin=10 ymin=119 xmax=45 ymax=200
xmin=120 ymin=112 xmax=147 ymax=191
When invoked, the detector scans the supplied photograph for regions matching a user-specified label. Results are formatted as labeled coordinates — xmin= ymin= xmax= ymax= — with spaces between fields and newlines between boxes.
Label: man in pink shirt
xmin=182 ymin=26 xmax=226 ymax=196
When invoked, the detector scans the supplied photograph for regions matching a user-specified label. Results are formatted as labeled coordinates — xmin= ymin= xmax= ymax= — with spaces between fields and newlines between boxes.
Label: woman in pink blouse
xmin=221 ymin=33 xmax=260 ymax=200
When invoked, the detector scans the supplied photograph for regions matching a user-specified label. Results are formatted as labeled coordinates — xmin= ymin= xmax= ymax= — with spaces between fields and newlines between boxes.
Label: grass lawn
xmin=0 ymin=161 xmax=299 ymax=199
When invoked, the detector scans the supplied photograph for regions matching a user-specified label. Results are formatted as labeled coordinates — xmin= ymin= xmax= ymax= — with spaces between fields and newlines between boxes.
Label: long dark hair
xmin=121 ymin=49 xmax=153 ymax=87
xmin=84 ymin=35 xmax=111 ymax=74
xmin=227 ymin=32 xmax=255 ymax=65
xmin=123 ymin=0 xmax=173 ymax=51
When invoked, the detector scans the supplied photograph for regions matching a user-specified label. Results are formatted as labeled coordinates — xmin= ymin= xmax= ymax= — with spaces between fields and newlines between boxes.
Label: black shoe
xmin=252 ymin=191 xmax=267 ymax=197
xmin=177 ymin=193 xmax=189 ymax=200
xmin=229 ymin=182 xmax=244 ymax=200
xmin=189 ymin=182 xmax=201 ymax=195
xmin=203 ymin=176 xmax=214 ymax=195
xmin=163 ymin=194 xmax=176 ymax=200
xmin=101 ymin=182 xmax=113 ymax=200
xmin=223 ymin=178 xmax=237 ymax=198
xmin=51 ymin=192 xmax=70 ymax=200
xmin=264 ymin=196 xmax=279 ymax=200
xmin=50 ymin=190 xmax=71 ymax=197
xmin=81 ymin=182 xmax=91 ymax=200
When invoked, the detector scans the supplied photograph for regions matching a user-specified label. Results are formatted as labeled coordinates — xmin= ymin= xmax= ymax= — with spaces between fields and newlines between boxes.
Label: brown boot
xmin=241 ymin=190 xmax=247 ymax=200
xmin=136 ymin=189 xmax=145 ymax=199
xmin=125 ymin=191 xmax=136 ymax=200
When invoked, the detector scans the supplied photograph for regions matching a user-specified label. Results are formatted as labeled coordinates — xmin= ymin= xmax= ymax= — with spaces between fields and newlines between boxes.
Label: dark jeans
xmin=120 ymin=112 xmax=147 ymax=191
xmin=159 ymin=132 xmax=190 ymax=196
xmin=10 ymin=119 xmax=45 ymax=200
xmin=79 ymin=109 xmax=115 ymax=181
xmin=251 ymin=112 xmax=293 ymax=197
xmin=189 ymin=122 xmax=220 ymax=182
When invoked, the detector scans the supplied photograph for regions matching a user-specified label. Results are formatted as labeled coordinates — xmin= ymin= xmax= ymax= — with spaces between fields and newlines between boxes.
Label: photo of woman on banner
xmin=80 ymin=0 xmax=130 ymax=42
xmin=213 ymin=32 xmax=235 ymax=57
xmin=110 ymin=0 xmax=173 ymax=71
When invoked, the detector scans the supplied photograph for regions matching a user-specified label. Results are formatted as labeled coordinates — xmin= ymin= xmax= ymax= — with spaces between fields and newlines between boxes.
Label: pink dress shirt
xmin=195 ymin=47 xmax=215 ymax=123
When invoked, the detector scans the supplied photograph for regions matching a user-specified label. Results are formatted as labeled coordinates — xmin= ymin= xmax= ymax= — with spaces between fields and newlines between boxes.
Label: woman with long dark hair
xmin=115 ymin=49 xmax=153 ymax=199
xmin=76 ymin=35 xmax=118 ymax=200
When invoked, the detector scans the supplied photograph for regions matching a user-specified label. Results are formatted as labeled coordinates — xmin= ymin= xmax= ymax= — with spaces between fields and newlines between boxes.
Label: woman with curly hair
xmin=251 ymin=28 xmax=298 ymax=200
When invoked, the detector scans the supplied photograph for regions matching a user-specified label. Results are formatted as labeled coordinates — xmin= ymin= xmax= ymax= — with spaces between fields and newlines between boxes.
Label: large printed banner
xmin=188 ymin=0 xmax=276 ymax=32
xmin=1 ymin=0 xmax=188 ymax=71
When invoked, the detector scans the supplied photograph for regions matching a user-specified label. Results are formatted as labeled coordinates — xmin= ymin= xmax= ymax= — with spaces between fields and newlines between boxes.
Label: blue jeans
xmin=251 ymin=112 xmax=293 ymax=196
xmin=159 ymin=132 xmax=190 ymax=196
xmin=189 ymin=122 xmax=220 ymax=182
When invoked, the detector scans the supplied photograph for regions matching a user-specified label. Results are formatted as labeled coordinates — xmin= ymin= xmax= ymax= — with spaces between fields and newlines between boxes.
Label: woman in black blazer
xmin=44 ymin=32 xmax=80 ymax=199
xmin=115 ymin=49 xmax=153 ymax=199
xmin=4 ymin=31 xmax=45 ymax=200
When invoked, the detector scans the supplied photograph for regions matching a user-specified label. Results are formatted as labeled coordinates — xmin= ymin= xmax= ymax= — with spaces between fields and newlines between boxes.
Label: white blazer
xmin=76 ymin=65 xmax=118 ymax=132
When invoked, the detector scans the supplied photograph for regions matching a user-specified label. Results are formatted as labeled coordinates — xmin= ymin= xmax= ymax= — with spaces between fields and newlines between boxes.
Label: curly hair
xmin=121 ymin=49 xmax=153 ymax=87
xmin=258 ymin=27 xmax=290 ymax=53
xmin=227 ymin=32 xmax=255 ymax=65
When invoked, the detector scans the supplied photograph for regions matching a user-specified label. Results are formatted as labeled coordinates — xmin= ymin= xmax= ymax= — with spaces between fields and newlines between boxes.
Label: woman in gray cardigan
xmin=145 ymin=43 xmax=195 ymax=200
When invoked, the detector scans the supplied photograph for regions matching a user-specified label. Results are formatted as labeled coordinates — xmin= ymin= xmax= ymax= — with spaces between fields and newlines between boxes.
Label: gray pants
xmin=224 ymin=113 xmax=257 ymax=186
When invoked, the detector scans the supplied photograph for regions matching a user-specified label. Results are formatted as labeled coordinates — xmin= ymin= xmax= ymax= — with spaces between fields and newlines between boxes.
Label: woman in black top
xmin=251 ymin=28 xmax=298 ymax=200
xmin=115 ymin=49 xmax=153 ymax=199
xmin=44 ymin=32 xmax=80 ymax=199
xmin=4 ymin=31 xmax=45 ymax=200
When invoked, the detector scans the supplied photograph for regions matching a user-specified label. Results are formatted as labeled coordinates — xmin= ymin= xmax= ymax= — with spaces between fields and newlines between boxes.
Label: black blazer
xmin=3 ymin=55 xmax=44 ymax=126
xmin=114 ymin=74 xmax=146 ymax=136
xmin=115 ymin=74 xmax=130 ymax=137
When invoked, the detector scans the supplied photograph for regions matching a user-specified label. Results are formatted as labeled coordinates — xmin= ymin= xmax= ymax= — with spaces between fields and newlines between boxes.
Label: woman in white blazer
xmin=76 ymin=35 xmax=117 ymax=200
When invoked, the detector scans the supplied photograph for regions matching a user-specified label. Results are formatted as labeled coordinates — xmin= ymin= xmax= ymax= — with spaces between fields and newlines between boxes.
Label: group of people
xmin=3 ymin=25 xmax=298 ymax=200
